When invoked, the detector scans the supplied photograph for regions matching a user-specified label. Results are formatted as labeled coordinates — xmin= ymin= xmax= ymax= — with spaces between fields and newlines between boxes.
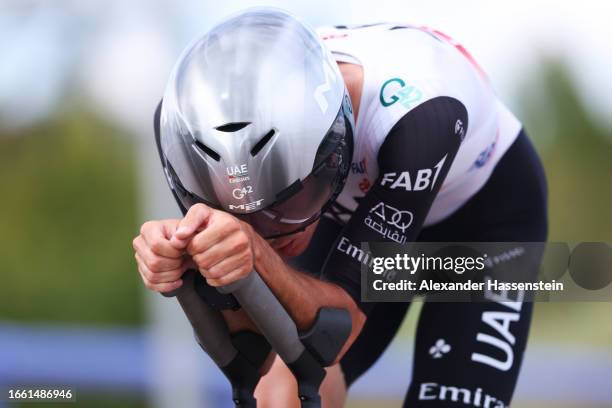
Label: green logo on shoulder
xmin=379 ymin=77 xmax=423 ymax=109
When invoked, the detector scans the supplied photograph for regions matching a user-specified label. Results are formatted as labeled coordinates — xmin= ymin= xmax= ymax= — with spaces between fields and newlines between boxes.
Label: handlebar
xmin=218 ymin=271 xmax=306 ymax=364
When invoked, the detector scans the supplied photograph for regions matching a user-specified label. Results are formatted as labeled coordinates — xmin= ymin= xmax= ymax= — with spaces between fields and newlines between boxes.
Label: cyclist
xmin=132 ymin=8 xmax=547 ymax=407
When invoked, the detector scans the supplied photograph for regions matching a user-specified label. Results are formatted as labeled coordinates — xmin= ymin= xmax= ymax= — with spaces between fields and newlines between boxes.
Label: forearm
xmin=246 ymin=224 xmax=365 ymax=356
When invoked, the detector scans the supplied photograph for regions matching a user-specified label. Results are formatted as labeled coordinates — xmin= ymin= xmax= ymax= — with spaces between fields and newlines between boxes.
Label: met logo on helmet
xmin=229 ymin=199 xmax=264 ymax=211
xmin=380 ymin=155 xmax=447 ymax=191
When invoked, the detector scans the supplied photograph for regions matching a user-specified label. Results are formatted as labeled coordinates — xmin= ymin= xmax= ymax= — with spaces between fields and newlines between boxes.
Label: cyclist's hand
xmin=171 ymin=203 xmax=254 ymax=287
xmin=132 ymin=219 xmax=191 ymax=293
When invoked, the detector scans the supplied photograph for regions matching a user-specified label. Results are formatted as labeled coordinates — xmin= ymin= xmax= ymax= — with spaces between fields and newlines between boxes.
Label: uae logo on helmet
xmin=227 ymin=164 xmax=250 ymax=183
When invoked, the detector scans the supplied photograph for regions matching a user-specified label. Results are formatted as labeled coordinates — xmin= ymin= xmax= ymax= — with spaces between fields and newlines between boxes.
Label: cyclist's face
xmin=268 ymin=220 xmax=319 ymax=258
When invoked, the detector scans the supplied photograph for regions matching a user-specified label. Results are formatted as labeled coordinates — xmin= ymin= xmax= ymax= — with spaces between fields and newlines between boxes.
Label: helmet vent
xmin=215 ymin=122 xmax=250 ymax=132
xmin=250 ymin=129 xmax=276 ymax=157
xmin=193 ymin=140 xmax=221 ymax=161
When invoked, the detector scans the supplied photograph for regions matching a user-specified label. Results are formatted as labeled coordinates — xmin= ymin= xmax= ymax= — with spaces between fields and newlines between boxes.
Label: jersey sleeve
xmin=320 ymin=96 xmax=468 ymax=314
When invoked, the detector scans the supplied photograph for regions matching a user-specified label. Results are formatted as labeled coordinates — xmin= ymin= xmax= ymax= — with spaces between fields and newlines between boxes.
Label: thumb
xmin=171 ymin=204 xmax=212 ymax=248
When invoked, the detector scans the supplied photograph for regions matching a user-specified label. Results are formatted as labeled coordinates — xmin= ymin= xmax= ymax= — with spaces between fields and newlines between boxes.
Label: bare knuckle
xmin=219 ymin=277 xmax=232 ymax=286
xmin=230 ymin=220 xmax=242 ymax=233
xmin=218 ymin=215 xmax=237 ymax=230
xmin=241 ymin=247 xmax=253 ymax=261
xmin=140 ymin=221 xmax=153 ymax=235
xmin=201 ymin=270 xmax=214 ymax=282
xmin=147 ymin=257 xmax=164 ymax=272
xmin=169 ymin=270 xmax=182 ymax=281
xmin=202 ymin=263 xmax=217 ymax=275
xmin=205 ymin=278 xmax=220 ymax=287
xmin=186 ymin=242 xmax=199 ymax=256
xmin=232 ymin=237 xmax=249 ymax=253
xmin=192 ymin=253 xmax=207 ymax=269
xmin=238 ymin=266 xmax=250 ymax=279
xmin=192 ymin=203 xmax=208 ymax=214
xmin=141 ymin=268 xmax=154 ymax=282
xmin=207 ymin=268 xmax=224 ymax=279
xmin=239 ymin=230 xmax=250 ymax=243
xmin=152 ymin=240 xmax=170 ymax=255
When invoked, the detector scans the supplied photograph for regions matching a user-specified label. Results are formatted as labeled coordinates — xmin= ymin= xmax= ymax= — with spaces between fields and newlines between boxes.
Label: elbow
xmin=350 ymin=305 xmax=367 ymax=343
xmin=332 ymin=296 xmax=366 ymax=364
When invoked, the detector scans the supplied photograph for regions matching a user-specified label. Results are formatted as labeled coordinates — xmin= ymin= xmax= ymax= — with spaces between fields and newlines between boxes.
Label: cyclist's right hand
xmin=132 ymin=219 xmax=193 ymax=293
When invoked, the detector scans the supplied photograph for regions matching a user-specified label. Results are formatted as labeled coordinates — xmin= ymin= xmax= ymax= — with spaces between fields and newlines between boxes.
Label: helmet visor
xmin=236 ymin=104 xmax=353 ymax=237
xmin=162 ymin=101 xmax=353 ymax=238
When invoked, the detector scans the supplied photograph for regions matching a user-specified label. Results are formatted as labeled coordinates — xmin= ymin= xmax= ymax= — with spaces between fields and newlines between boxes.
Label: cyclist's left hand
xmin=170 ymin=203 xmax=254 ymax=287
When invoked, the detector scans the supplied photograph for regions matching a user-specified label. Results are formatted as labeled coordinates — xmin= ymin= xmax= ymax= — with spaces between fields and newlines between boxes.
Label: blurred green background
xmin=1 ymin=1 xmax=611 ymax=406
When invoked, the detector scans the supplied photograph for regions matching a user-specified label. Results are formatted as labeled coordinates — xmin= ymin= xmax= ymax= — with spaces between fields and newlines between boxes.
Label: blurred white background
xmin=1 ymin=0 xmax=611 ymax=133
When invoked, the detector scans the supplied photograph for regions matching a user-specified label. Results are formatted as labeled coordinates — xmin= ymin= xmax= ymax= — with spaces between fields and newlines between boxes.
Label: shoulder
xmin=355 ymin=26 xmax=495 ymax=150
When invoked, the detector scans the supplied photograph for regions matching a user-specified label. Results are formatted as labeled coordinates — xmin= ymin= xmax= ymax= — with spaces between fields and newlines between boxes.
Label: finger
xmin=133 ymin=238 xmax=184 ymax=272
xmin=187 ymin=218 xmax=241 ymax=256
xmin=135 ymin=252 xmax=187 ymax=283
xmin=194 ymin=234 xmax=250 ymax=273
xmin=139 ymin=222 xmax=184 ymax=258
xmin=205 ymin=267 xmax=251 ymax=288
xmin=189 ymin=223 xmax=245 ymax=263
xmin=137 ymin=261 xmax=183 ymax=292
xmin=203 ymin=252 xmax=252 ymax=280
xmin=172 ymin=204 xmax=212 ymax=245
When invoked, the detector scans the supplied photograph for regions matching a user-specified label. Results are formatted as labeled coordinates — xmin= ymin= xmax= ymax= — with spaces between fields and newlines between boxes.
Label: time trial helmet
xmin=156 ymin=8 xmax=354 ymax=238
